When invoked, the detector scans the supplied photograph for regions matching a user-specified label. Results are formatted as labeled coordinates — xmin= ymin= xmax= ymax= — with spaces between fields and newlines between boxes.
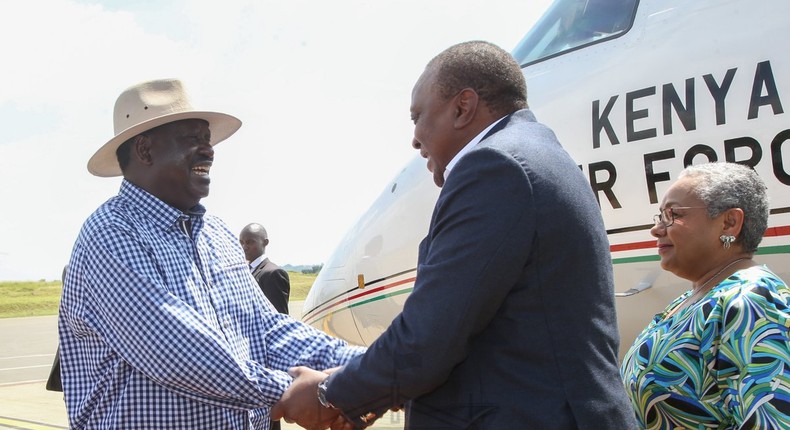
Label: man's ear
xmin=132 ymin=135 xmax=154 ymax=166
xmin=453 ymin=88 xmax=479 ymax=129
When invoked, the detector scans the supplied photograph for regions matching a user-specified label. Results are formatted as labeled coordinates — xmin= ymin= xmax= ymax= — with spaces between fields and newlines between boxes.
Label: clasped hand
xmin=272 ymin=366 xmax=366 ymax=430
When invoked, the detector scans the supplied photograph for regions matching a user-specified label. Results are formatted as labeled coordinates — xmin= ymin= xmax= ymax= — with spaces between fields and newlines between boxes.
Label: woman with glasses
xmin=620 ymin=162 xmax=790 ymax=429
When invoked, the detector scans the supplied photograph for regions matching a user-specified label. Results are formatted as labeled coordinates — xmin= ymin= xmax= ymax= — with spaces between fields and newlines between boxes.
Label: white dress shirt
xmin=443 ymin=116 xmax=506 ymax=183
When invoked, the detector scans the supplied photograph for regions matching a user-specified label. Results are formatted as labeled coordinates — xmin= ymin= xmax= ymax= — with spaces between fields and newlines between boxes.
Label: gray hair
xmin=679 ymin=162 xmax=769 ymax=252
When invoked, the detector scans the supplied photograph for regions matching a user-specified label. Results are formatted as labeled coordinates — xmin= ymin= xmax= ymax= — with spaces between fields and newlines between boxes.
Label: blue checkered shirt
xmin=59 ymin=180 xmax=364 ymax=429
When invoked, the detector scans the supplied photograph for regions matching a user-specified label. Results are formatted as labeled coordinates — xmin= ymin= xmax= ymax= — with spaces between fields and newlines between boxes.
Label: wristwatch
xmin=317 ymin=377 xmax=335 ymax=409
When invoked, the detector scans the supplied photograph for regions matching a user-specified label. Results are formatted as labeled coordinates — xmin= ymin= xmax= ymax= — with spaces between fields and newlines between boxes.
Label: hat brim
xmin=87 ymin=111 xmax=242 ymax=177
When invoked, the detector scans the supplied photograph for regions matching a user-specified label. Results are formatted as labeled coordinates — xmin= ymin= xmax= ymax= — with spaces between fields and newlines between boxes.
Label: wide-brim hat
xmin=88 ymin=78 xmax=242 ymax=177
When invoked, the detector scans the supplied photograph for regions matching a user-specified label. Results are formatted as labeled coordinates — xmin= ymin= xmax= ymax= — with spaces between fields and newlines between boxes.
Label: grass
xmin=287 ymin=272 xmax=318 ymax=302
xmin=0 ymin=272 xmax=318 ymax=319
xmin=0 ymin=281 xmax=63 ymax=318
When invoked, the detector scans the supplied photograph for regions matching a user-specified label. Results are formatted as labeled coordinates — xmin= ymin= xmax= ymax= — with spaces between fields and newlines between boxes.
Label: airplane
xmin=302 ymin=0 xmax=790 ymax=358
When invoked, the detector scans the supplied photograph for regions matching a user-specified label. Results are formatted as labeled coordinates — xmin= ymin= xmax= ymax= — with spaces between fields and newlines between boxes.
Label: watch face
xmin=317 ymin=379 xmax=331 ymax=408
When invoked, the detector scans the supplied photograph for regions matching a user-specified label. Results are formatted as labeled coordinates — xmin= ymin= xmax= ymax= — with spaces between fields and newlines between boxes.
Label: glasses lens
xmin=662 ymin=208 xmax=674 ymax=226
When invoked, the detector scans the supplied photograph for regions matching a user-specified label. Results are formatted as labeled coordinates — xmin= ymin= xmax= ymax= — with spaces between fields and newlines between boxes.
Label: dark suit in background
xmin=239 ymin=223 xmax=291 ymax=430
xmin=251 ymin=258 xmax=290 ymax=315
xmin=240 ymin=223 xmax=291 ymax=316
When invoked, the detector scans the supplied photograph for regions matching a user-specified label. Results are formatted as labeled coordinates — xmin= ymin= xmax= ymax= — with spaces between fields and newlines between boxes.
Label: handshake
xmin=272 ymin=366 xmax=384 ymax=430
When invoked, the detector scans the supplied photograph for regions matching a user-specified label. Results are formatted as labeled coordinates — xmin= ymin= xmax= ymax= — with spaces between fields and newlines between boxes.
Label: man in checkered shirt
xmin=59 ymin=78 xmax=364 ymax=429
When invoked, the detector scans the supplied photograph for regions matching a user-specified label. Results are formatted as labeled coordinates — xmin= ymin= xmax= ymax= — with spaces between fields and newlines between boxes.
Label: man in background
xmin=240 ymin=223 xmax=290 ymax=314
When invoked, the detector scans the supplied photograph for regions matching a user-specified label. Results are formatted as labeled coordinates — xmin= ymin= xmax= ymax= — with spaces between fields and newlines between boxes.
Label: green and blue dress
xmin=621 ymin=266 xmax=790 ymax=429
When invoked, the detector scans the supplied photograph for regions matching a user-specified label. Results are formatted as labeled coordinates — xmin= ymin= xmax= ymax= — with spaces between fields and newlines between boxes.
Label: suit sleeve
xmin=326 ymin=148 xmax=536 ymax=419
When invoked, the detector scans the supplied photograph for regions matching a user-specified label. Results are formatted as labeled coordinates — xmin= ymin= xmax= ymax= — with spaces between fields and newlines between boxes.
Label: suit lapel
xmin=251 ymin=258 xmax=269 ymax=277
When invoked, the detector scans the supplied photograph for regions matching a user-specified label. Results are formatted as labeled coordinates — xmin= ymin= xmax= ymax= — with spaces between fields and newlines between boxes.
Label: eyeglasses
xmin=653 ymin=206 xmax=707 ymax=227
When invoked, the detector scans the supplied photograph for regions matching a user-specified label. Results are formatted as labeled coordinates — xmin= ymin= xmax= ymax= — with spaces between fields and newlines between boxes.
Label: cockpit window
xmin=512 ymin=0 xmax=638 ymax=66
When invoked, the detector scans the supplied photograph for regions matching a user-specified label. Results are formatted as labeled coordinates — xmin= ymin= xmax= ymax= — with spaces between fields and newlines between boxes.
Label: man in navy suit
xmin=274 ymin=41 xmax=635 ymax=429
xmin=240 ymin=223 xmax=290 ymax=314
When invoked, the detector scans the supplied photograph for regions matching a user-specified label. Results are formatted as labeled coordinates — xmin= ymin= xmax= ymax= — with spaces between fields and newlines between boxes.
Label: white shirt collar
xmin=443 ymin=116 xmax=506 ymax=182
xmin=249 ymin=254 xmax=267 ymax=270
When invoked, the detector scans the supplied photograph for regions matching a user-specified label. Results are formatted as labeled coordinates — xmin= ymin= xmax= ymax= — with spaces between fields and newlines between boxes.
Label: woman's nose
xmin=650 ymin=222 xmax=665 ymax=238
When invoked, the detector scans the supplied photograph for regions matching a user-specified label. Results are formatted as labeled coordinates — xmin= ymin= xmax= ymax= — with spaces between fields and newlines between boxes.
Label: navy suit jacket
xmin=251 ymin=258 xmax=290 ymax=314
xmin=326 ymin=109 xmax=635 ymax=429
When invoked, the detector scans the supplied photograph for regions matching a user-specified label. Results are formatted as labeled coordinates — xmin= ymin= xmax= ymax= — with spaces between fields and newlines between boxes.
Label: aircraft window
xmin=512 ymin=0 xmax=638 ymax=66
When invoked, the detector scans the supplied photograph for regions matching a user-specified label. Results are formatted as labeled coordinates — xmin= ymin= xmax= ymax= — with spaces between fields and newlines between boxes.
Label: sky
xmin=0 ymin=0 xmax=553 ymax=281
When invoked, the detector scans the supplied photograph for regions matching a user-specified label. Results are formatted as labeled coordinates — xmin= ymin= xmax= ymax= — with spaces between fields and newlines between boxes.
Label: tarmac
xmin=0 ymin=302 xmax=404 ymax=430
xmin=0 ymin=381 xmax=68 ymax=429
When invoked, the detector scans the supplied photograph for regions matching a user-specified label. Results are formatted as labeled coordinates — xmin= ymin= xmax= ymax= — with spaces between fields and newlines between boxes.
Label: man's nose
xmin=412 ymin=138 xmax=421 ymax=150
xmin=198 ymin=141 xmax=214 ymax=157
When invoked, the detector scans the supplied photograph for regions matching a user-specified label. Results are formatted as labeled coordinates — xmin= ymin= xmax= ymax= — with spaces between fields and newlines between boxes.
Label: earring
xmin=720 ymin=235 xmax=736 ymax=250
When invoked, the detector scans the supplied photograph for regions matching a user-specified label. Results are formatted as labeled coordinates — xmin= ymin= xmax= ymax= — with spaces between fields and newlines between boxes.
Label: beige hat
xmin=87 ymin=78 xmax=242 ymax=177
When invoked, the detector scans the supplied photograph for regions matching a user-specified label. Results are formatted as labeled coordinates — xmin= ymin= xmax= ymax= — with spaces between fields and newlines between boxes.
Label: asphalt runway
xmin=0 ymin=315 xmax=66 ymax=429
xmin=0 ymin=315 xmax=58 ymax=386
xmin=0 ymin=306 xmax=403 ymax=429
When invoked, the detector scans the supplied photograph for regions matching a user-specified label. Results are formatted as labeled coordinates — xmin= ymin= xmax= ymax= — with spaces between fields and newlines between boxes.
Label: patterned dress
xmin=620 ymin=266 xmax=790 ymax=429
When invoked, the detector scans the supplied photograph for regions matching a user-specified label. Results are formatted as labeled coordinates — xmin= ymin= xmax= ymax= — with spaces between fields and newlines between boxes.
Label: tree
xmin=302 ymin=264 xmax=323 ymax=274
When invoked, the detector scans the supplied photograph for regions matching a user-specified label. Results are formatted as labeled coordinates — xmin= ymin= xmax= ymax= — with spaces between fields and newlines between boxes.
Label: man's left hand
xmin=272 ymin=366 xmax=346 ymax=430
